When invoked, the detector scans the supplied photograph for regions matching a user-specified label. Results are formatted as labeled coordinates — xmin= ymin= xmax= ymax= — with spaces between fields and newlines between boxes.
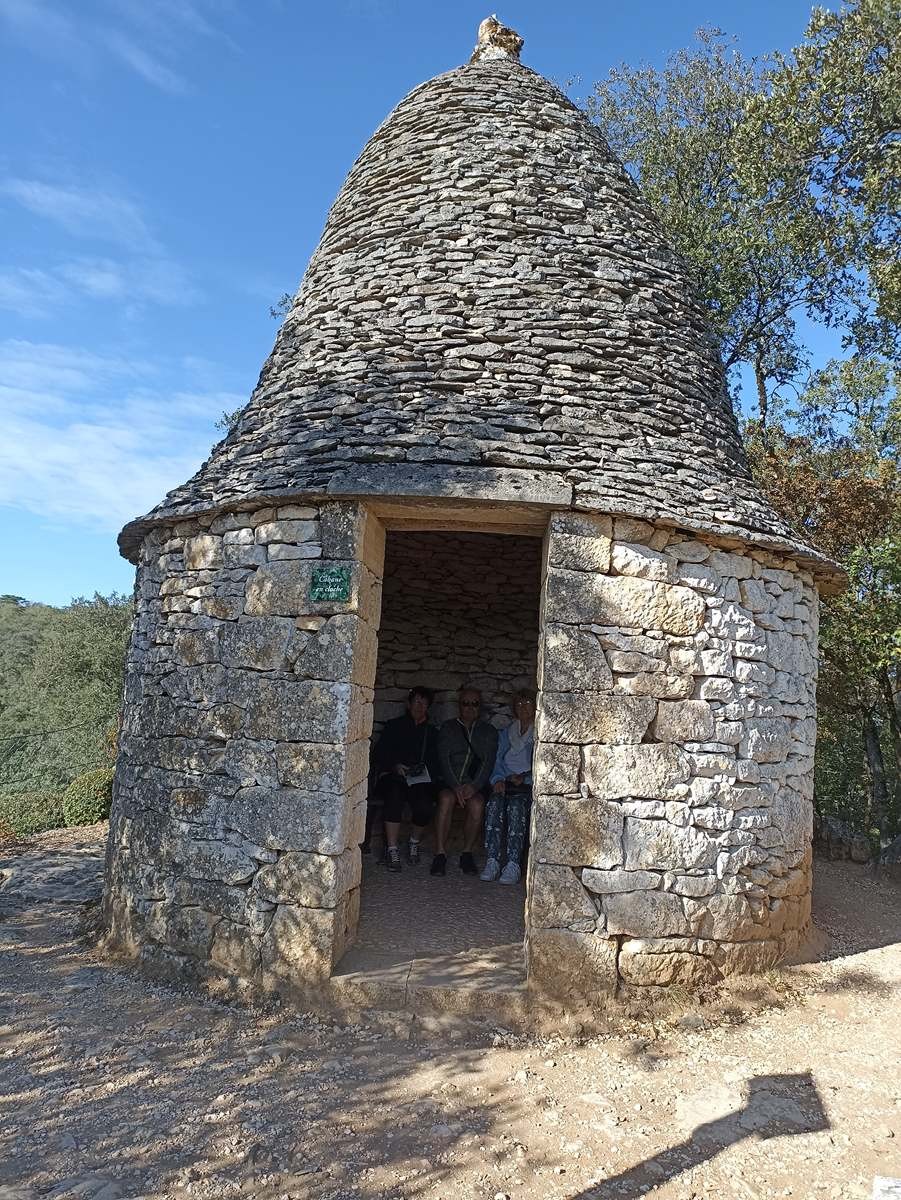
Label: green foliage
xmin=0 ymin=593 xmax=131 ymax=825
xmin=0 ymin=791 xmax=66 ymax=841
xmin=739 ymin=0 xmax=900 ymax=356
xmin=62 ymin=767 xmax=115 ymax=827
xmin=587 ymin=4 xmax=898 ymax=413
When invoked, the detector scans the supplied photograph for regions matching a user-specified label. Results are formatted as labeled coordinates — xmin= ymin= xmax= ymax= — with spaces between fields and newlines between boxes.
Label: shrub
xmin=0 ymin=790 xmax=66 ymax=841
xmin=62 ymin=768 xmax=114 ymax=827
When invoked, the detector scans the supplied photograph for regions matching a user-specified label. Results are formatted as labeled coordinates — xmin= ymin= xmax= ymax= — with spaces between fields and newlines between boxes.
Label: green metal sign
xmin=309 ymin=565 xmax=351 ymax=602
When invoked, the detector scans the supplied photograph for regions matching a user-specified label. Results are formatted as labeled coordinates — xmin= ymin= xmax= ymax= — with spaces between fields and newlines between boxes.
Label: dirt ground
xmin=0 ymin=825 xmax=899 ymax=1200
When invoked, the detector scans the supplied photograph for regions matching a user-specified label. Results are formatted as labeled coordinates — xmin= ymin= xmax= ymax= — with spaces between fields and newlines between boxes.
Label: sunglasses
xmin=461 ymin=700 xmax=480 ymax=708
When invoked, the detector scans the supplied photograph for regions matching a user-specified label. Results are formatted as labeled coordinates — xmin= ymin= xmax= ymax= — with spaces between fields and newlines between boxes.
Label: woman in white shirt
xmin=481 ymin=689 xmax=536 ymax=885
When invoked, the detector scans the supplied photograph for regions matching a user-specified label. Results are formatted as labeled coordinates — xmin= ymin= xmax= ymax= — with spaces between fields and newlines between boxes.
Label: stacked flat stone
xmin=118 ymin=38 xmax=832 ymax=577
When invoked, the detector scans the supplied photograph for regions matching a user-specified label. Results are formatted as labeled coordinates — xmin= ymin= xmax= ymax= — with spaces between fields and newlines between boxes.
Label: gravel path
xmin=0 ymin=825 xmax=899 ymax=1200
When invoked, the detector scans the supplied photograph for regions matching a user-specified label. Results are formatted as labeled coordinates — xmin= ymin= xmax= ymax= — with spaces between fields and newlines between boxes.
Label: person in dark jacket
xmin=431 ymin=686 xmax=499 ymax=877
xmin=370 ymin=686 xmax=441 ymax=872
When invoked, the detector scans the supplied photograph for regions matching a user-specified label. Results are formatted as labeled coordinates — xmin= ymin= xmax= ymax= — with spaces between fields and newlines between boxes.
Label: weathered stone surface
xmin=613 ymin=671 xmax=694 ymax=699
xmin=254 ymin=519 xmax=318 ymax=545
xmin=545 ymin=571 xmax=705 ymax=635
xmin=275 ymin=739 xmax=369 ymax=794
xmin=618 ymin=938 xmax=721 ymax=986
xmin=531 ymin=796 xmax=623 ymax=868
xmin=739 ymin=719 xmax=792 ymax=763
xmin=245 ymin=560 xmax=361 ymax=617
xmin=603 ymin=889 xmax=691 ymax=937
xmin=547 ymin=513 xmax=612 ymax=574
xmin=527 ymin=928 xmax=618 ymax=1002
xmin=184 ymin=535 xmax=222 ymax=570
xmin=623 ymin=817 xmax=719 ymax=871
xmin=538 ymin=692 xmax=654 ymax=745
xmin=541 ymin=624 xmax=612 ymax=692
xmin=254 ymin=848 xmax=360 ymax=908
xmin=219 ymin=617 xmax=294 ymax=670
xmin=583 ymin=744 xmax=691 ymax=800
xmin=261 ymin=903 xmax=339 ymax=984
xmin=225 ymin=785 xmax=362 ymax=854
xmin=653 ymin=700 xmax=715 ymax=743
xmin=532 ymin=743 xmax=580 ymax=796
xmin=582 ymin=867 xmax=660 ymax=894
xmin=529 ymin=864 xmax=599 ymax=931
xmin=293 ymin=615 xmax=376 ymax=684
xmin=611 ymin=542 xmax=672 ymax=581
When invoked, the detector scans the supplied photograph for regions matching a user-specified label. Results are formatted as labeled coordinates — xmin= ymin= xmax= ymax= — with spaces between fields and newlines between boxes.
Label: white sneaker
xmin=480 ymin=858 xmax=501 ymax=882
xmin=499 ymin=861 xmax=521 ymax=885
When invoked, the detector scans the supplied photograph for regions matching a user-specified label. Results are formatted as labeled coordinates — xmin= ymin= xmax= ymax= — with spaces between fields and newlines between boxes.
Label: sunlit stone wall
xmin=103 ymin=501 xmax=383 ymax=997
xmin=527 ymin=511 xmax=818 ymax=1001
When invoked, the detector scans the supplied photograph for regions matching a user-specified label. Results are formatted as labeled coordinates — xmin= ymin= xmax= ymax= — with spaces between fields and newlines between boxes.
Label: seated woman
xmin=481 ymin=689 xmax=536 ymax=884
xmin=370 ymin=686 xmax=441 ymax=872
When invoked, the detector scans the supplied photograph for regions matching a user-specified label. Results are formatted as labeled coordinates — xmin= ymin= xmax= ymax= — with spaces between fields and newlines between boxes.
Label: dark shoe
xmin=407 ymin=840 xmax=420 ymax=866
xmin=386 ymin=846 xmax=401 ymax=873
xmin=430 ymin=853 xmax=447 ymax=876
xmin=460 ymin=852 xmax=478 ymax=875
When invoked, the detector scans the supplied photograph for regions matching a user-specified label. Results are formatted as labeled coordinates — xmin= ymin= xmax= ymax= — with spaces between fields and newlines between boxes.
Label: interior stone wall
xmin=103 ymin=501 xmax=384 ymax=997
xmin=373 ymin=531 xmax=542 ymax=728
xmin=527 ymin=511 xmax=819 ymax=1003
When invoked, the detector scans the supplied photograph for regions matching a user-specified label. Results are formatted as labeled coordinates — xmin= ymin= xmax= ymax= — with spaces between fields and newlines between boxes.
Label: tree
xmin=0 ymin=593 xmax=131 ymax=805
xmin=587 ymin=4 xmax=899 ymax=421
xmin=739 ymin=0 xmax=900 ymax=357
xmin=746 ymin=358 xmax=900 ymax=839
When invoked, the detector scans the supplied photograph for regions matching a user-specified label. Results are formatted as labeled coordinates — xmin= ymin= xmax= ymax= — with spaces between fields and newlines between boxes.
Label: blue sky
xmin=0 ymin=0 xmax=840 ymax=606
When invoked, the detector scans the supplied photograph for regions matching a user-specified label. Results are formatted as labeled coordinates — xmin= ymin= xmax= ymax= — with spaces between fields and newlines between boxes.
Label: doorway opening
xmin=336 ymin=528 xmax=545 ymax=994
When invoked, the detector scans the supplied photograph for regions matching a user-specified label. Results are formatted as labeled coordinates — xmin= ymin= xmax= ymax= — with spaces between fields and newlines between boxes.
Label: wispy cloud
xmin=0 ymin=339 xmax=242 ymax=529
xmin=1 ymin=179 xmax=155 ymax=248
xmin=103 ymin=30 xmax=187 ymax=95
xmin=0 ymin=255 xmax=202 ymax=318
xmin=0 ymin=0 xmax=235 ymax=93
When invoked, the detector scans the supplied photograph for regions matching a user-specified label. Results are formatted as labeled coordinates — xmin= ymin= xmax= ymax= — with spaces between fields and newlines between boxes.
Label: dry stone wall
xmin=374 ymin=531 xmax=542 ymax=728
xmin=527 ymin=511 xmax=818 ymax=1000
xmin=103 ymin=502 xmax=384 ymax=997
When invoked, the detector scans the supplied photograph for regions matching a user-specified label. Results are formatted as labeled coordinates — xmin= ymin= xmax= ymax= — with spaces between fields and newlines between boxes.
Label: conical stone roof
xmin=119 ymin=20 xmax=832 ymax=573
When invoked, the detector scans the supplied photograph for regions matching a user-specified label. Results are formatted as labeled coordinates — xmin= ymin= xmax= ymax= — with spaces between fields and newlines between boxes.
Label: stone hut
xmin=104 ymin=18 xmax=840 ymax=1012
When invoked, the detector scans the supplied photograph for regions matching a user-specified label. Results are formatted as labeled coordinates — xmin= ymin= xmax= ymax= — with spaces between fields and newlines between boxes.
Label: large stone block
xmin=547 ymin=513 xmax=612 ymax=574
xmin=254 ymin=519 xmax=319 ymax=545
xmin=537 ymin=692 xmax=654 ymax=745
xmin=528 ymin=864 xmax=599 ymax=931
xmin=226 ymin=783 xmax=364 ymax=854
xmin=532 ymin=742 xmax=580 ymax=795
xmin=603 ymin=889 xmax=692 ymax=937
xmin=545 ymin=570 xmax=705 ymax=635
xmin=184 ymin=535 xmax=223 ymax=570
xmin=611 ymin=542 xmax=673 ymax=581
xmin=531 ymin=795 xmax=623 ymax=868
xmin=219 ymin=617 xmax=294 ymax=671
xmin=261 ymin=903 xmax=339 ymax=984
xmin=209 ymin=919 xmax=263 ymax=980
xmin=527 ymin=927 xmax=618 ymax=1002
xmin=583 ymin=744 xmax=690 ymax=800
xmin=229 ymin=674 xmax=364 ymax=743
xmin=739 ymin=719 xmax=792 ymax=763
xmin=613 ymin=672 xmax=694 ymax=699
xmin=275 ymin=739 xmax=370 ymax=794
xmin=292 ymin=614 xmax=377 ymax=685
xmin=618 ymin=938 xmax=721 ymax=986
xmin=540 ymin=624 xmax=612 ymax=692
xmin=244 ymin=559 xmax=361 ymax=618
xmin=623 ymin=816 xmax=719 ymax=871
xmin=653 ymin=700 xmax=715 ymax=743
xmin=582 ymin=867 xmax=661 ymax=894
xmin=254 ymin=848 xmax=360 ymax=908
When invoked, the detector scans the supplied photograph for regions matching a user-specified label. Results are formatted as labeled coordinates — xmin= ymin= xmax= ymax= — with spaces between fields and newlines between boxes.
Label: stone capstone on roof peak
xmin=471 ymin=15 xmax=523 ymax=63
